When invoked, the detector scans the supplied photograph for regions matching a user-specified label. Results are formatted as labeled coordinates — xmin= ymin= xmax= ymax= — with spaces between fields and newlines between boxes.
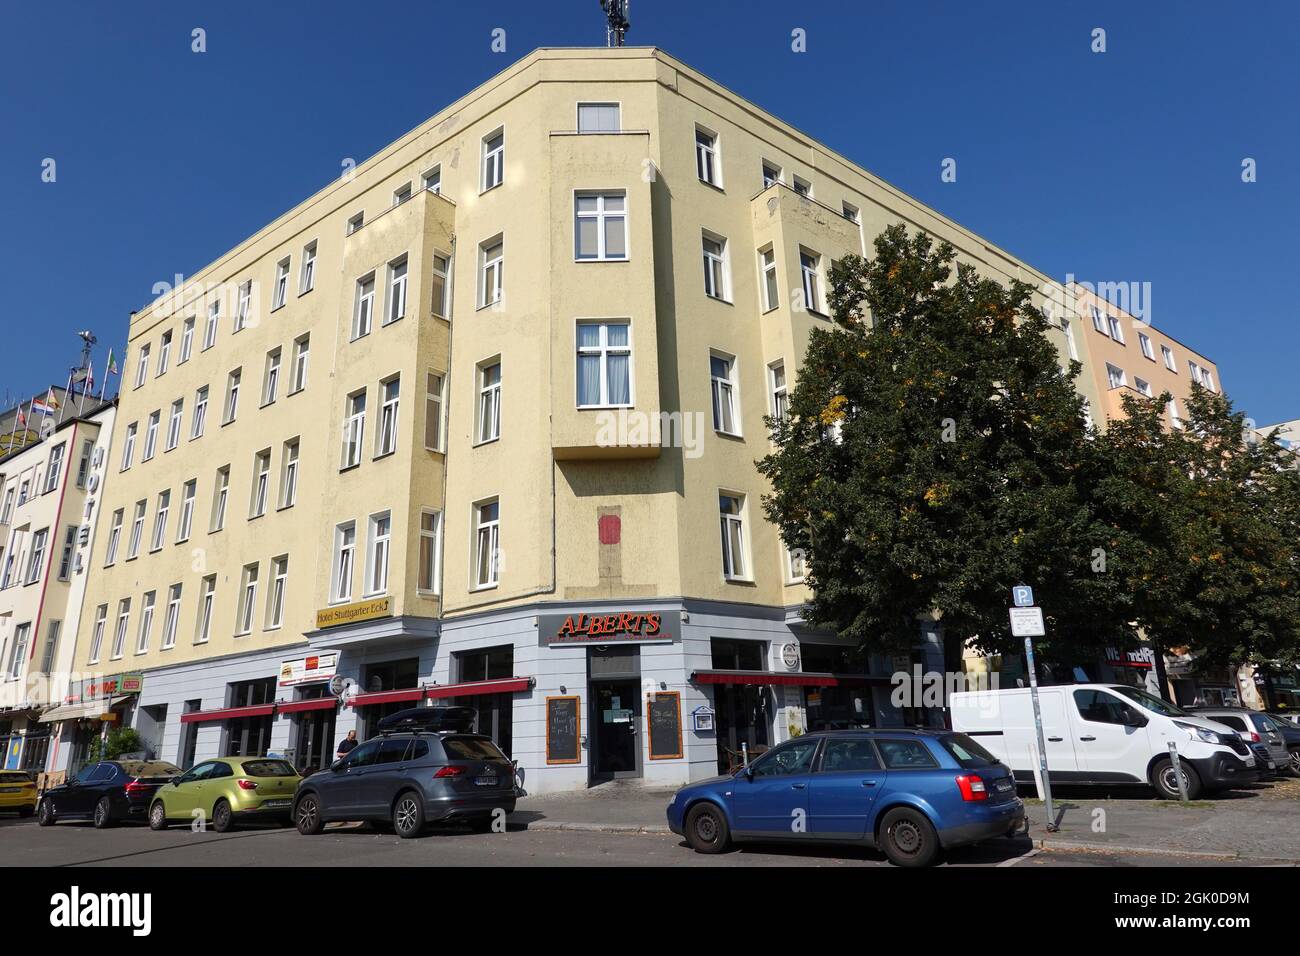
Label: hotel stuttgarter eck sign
xmin=315 ymin=596 xmax=392 ymax=630
xmin=539 ymin=611 xmax=681 ymax=647
xmin=279 ymin=652 xmax=340 ymax=687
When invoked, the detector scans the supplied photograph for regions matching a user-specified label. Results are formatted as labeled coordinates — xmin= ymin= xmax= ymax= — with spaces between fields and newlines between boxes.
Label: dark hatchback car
xmin=667 ymin=729 xmax=1024 ymax=867
xmin=294 ymin=708 xmax=517 ymax=839
xmin=37 ymin=760 xmax=182 ymax=828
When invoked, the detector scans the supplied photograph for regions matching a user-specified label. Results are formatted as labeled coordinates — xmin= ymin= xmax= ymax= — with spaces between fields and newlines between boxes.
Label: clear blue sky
xmin=3 ymin=0 xmax=1296 ymax=424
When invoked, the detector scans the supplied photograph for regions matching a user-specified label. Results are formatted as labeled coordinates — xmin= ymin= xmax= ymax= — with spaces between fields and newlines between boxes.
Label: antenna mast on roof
xmin=600 ymin=0 xmax=630 ymax=47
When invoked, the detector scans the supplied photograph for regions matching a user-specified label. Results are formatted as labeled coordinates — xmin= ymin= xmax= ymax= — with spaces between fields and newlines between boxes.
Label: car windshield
xmin=118 ymin=761 xmax=182 ymax=778
xmin=940 ymin=733 xmax=1000 ymax=769
xmin=240 ymin=759 xmax=296 ymax=777
xmin=1110 ymin=686 xmax=1185 ymax=717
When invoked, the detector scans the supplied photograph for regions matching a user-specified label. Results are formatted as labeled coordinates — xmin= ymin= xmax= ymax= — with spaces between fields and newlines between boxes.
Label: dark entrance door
xmin=591 ymin=680 xmax=640 ymax=779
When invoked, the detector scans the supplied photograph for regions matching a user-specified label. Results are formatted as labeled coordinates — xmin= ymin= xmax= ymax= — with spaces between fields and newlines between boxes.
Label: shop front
xmin=40 ymin=673 xmax=143 ymax=781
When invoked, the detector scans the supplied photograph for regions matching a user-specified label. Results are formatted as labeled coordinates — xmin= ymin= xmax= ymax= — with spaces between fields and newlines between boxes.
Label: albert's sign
xmin=539 ymin=610 xmax=681 ymax=646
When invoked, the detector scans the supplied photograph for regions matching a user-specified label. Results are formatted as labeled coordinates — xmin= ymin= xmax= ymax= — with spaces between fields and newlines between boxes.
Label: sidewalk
xmin=510 ymin=777 xmax=1300 ymax=860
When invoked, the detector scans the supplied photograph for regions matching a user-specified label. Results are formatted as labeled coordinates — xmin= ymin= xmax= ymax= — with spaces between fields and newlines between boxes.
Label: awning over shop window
xmin=691 ymin=670 xmax=884 ymax=688
xmin=37 ymin=696 xmax=131 ymax=723
xmin=276 ymin=697 xmax=339 ymax=715
xmin=425 ymin=677 xmax=533 ymax=699
xmin=179 ymin=703 xmax=275 ymax=724
xmin=346 ymin=687 xmax=428 ymax=708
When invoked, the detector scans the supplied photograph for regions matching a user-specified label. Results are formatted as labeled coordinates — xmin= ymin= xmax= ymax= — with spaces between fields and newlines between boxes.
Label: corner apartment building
xmin=73 ymin=46 xmax=1104 ymax=794
xmin=0 ymin=400 xmax=116 ymax=782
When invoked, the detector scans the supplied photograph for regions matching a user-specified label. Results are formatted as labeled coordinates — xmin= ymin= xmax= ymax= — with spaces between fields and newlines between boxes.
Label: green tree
xmin=758 ymin=225 xmax=1125 ymax=673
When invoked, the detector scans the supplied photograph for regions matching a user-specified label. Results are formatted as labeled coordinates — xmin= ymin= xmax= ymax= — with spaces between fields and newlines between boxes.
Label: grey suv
xmin=1188 ymin=707 xmax=1291 ymax=777
xmin=293 ymin=711 xmax=517 ymax=839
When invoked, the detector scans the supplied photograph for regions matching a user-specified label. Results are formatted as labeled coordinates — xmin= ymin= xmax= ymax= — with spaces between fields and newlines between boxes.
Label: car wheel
xmin=295 ymin=794 xmax=324 ymax=835
xmin=879 ymin=807 xmax=941 ymax=868
xmin=212 ymin=799 xmax=235 ymax=833
xmin=684 ymin=802 xmax=730 ymax=854
xmin=148 ymin=801 xmax=168 ymax=831
xmin=37 ymin=799 xmax=55 ymax=826
xmin=1289 ymin=749 xmax=1300 ymax=777
xmin=392 ymin=791 xmax=425 ymax=839
xmin=93 ymin=796 xmax=115 ymax=829
xmin=1152 ymin=758 xmax=1202 ymax=800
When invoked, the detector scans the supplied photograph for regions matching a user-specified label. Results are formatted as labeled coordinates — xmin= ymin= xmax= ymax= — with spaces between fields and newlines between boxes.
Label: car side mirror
xmin=741 ymin=765 xmax=754 ymax=780
xmin=1123 ymin=710 xmax=1148 ymax=728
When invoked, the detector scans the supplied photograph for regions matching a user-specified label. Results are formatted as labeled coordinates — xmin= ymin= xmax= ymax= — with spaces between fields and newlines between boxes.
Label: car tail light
xmin=124 ymin=781 xmax=150 ymax=795
xmin=434 ymin=766 xmax=465 ymax=778
xmin=955 ymin=774 xmax=988 ymax=802
xmin=237 ymin=779 xmax=259 ymax=790
xmin=1249 ymin=732 xmax=1260 ymax=743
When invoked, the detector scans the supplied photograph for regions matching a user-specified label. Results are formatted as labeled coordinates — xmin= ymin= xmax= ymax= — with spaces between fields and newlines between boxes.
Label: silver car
xmin=1189 ymin=707 xmax=1290 ymax=776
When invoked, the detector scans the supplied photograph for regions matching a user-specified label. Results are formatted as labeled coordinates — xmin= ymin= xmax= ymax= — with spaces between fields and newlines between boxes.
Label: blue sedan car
xmin=667 ymin=729 xmax=1024 ymax=866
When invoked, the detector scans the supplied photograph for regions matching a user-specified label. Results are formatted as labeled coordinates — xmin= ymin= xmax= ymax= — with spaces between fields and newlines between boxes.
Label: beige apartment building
xmin=71 ymin=46 xmax=1117 ymax=793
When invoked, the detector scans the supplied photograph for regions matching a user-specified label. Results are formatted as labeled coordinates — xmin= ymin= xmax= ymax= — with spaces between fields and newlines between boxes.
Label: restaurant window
xmin=224 ymin=677 xmax=276 ymax=758
xmin=708 ymin=637 xmax=770 ymax=774
xmin=293 ymin=684 xmax=336 ymax=774
xmin=453 ymin=645 xmax=514 ymax=757
xmin=19 ymin=728 xmax=51 ymax=772
xmin=800 ymin=642 xmax=870 ymax=732
xmin=178 ymin=700 xmax=201 ymax=769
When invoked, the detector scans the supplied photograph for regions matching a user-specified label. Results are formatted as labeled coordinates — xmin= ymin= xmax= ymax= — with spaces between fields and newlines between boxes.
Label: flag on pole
xmin=101 ymin=349 xmax=117 ymax=400
xmin=79 ymin=359 xmax=95 ymax=415
xmin=31 ymin=388 xmax=60 ymax=417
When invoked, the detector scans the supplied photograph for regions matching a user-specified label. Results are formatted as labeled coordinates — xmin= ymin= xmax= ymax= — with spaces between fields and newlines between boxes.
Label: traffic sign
xmin=1012 ymin=584 xmax=1034 ymax=608
xmin=1009 ymin=606 xmax=1045 ymax=637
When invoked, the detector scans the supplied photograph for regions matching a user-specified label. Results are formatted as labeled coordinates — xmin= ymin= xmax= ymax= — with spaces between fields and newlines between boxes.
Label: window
xmin=1062 ymin=316 xmax=1079 ymax=361
xmin=430 ymin=252 xmax=450 ymax=319
xmin=769 ymin=361 xmax=788 ymax=424
xmin=1091 ymin=306 xmax=1106 ymax=333
xmin=261 ymin=348 xmax=281 ymax=406
xmin=792 ymin=175 xmax=812 ymax=197
xmin=136 ymin=591 xmax=155 ymax=654
xmin=236 ymin=564 xmax=259 ymax=635
xmin=88 ymin=605 xmax=107 ymax=663
xmin=279 ymin=440 xmax=299 ymax=509
xmin=134 ymin=344 xmax=150 ymax=388
xmin=332 ymin=522 xmax=356 ymax=603
xmin=473 ymin=499 xmax=500 ymax=589
xmin=179 ymin=317 xmax=194 ymax=363
xmin=423 ymin=166 xmax=441 ymax=194
xmin=177 ymin=480 xmax=196 ymax=542
xmin=1167 ymin=397 xmax=1183 ymax=428
xmin=1138 ymin=332 xmax=1154 ymax=360
xmin=842 ymin=201 xmax=860 ymax=225
xmin=142 ymin=410 xmax=159 ymax=460
xmin=477 ymin=361 xmax=501 ymax=443
xmin=203 ymin=301 xmax=219 ymax=350
xmin=235 ymin=281 xmax=252 ymax=332
xmin=695 ymin=127 xmax=720 ymax=186
xmin=162 ymin=584 xmax=182 ymax=650
xmin=44 ymin=443 xmax=65 ymax=493
xmin=127 ymin=500 xmax=146 ymax=559
xmin=0 ymin=488 xmax=11 ymax=523
xmin=342 ymin=390 xmax=366 ymax=468
xmin=158 ymin=331 xmax=172 ymax=376
xmin=759 ymin=247 xmax=779 ymax=311
xmin=702 ymin=233 xmax=729 ymax=300
xmin=300 ymin=241 xmax=316 ymax=294
xmin=104 ymin=509 xmax=123 ymax=565
xmin=76 ymin=438 xmax=94 ymax=488
xmin=1135 ymin=377 xmax=1153 ymax=398
xmin=353 ymin=273 xmax=375 ymax=339
xmin=366 ymin=512 xmax=391 ymax=595
xmin=250 ymin=451 xmax=270 ymax=518
xmin=392 ymin=183 xmax=412 ymax=206
xmin=819 ymin=738 xmax=881 ymax=773
xmin=377 ymin=377 xmax=400 ymax=457
xmin=223 ymin=369 xmax=241 ymax=424
xmin=191 ymin=386 xmax=208 ymax=439
xmin=386 ymin=256 xmax=408 ymax=324
xmin=25 ymin=528 xmax=48 ymax=583
xmin=482 ymin=129 xmax=504 ymax=190
xmin=785 ymin=544 xmax=805 ymax=583
xmin=195 ymin=575 xmax=216 ymax=644
xmin=57 ymin=525 xmax=76 ymax=580
xmin=577 ymin=102 xmax=620 ymax=132
xmin=479 ymin=237 xmax=503 ymax=307
xmin=290 ymin=334 xmax=310 ymax=392
xmin=719 ymin=494 xmax=747 ymax=580
xmin=38 ymin=621 xmax=60 ymax=673
xmin=211 ymin=466 xmax=229 ymax=532
xmin=7 ymin=623 xmax=30 ymax=678
xmin=267 ymin=556 xmax=288 ymax=629
xmin=111 ymin=599 xmax=131 ymax=659
xmin=1107 ymin=314 xmax=1125 ymax=343
xmin=1162 ymin=344 xmax=1177 ymax=371
xmin=165 ymin=399 xmax=182 ymax=451
xmin=761 ymin=160 xmax=782 ymax=188
xmin=710 ymin=353 xmax=739 ymax=434
xmin=346 ymin=212 xmax=364 ymax=235
xmin=750 ymin=737 xmax=819 ymax=778
xmin=1106 ymin=363 xmax=1127 ymax=390
xmin=0 ymin=533 xmax=17 ymax=588
xmin=800 ymin=250 xmax=822 ymax=313
xmin=424 ymin=372 xmax=445 ymax=451
xmin=418 ymin=510 xmax=442 ymax=593
xmin=877 ymin=738 xmax=940 ymax=769
xmin=150 ymin=490 xmax=170 ymax=551
xmin=575 ymin=192 xmax=627 ymax=261
xmin=576 ymin=322 xmax=631 ymax=407
xmin=1202 ymin=370 xmax=1216 ymax=393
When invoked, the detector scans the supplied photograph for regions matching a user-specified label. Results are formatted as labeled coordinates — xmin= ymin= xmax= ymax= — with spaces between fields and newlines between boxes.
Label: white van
xmin=950 ymin=683 xmax=1258 ymax=799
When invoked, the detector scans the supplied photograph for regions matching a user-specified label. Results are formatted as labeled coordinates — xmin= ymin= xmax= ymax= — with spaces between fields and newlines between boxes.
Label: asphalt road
xmin=1 ymin=813 xmax=1273 ymax=867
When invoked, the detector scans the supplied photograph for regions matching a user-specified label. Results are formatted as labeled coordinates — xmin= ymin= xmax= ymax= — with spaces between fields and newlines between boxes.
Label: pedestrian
xmin=335 ymin=729 xmax=359 ymax=760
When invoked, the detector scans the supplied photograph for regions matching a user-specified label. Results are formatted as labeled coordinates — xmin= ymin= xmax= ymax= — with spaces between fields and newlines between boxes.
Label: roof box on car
xmin=375 ymin=705 xmax=477 ymax=735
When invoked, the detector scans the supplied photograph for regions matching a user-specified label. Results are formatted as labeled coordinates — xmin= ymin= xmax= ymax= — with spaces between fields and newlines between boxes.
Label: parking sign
xmin=1012 ymin=584 xmax=1034 ymax=608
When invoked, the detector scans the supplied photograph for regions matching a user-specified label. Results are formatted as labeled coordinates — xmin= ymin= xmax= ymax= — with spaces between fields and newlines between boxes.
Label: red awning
xmin=180 ymin=704 xmax=275 ymax=724
xmin=691 ymin=670 xmax=880 ymax=688
xmin=425 ymin=677 xmax=533 ymax=700
xmin=347 ymin=687 xmax=427 ymax=708
xmin=276 ymin=697 xmax=339 ymax=715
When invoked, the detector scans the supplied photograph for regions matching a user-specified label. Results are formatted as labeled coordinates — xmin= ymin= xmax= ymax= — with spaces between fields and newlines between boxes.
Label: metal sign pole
xmin=1024 ymin=637 xmax=1058 ymax=832
xmin=1167 ymin=741 xmax=1190 ymax=803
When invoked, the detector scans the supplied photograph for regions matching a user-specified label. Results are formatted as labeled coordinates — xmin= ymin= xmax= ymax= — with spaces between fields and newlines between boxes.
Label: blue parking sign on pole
xmin=1012 ymin=584 xmax=1034 ymax=608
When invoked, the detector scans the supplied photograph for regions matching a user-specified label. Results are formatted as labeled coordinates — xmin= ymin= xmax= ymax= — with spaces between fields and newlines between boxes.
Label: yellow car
xmin=148 ymin=757 xmax=300 ymax=832
xmin=0 ymin=770 xmax=37 ymax=817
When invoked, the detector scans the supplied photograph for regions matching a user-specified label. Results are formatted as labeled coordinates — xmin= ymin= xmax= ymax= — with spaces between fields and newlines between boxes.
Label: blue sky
xmin=2 ymin=0 xmax=1296 ymax=424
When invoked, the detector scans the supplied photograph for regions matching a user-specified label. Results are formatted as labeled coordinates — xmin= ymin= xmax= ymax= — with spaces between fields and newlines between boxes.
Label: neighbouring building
xmin=0 ymin=397 xmax=116 ymax=784
xmin=71 ymin=46 xmax=1136 ymax=794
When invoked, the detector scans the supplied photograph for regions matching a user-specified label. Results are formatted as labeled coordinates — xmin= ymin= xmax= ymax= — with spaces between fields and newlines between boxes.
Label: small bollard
xmin=1167 ymin=740 xmax=1190 ymax=803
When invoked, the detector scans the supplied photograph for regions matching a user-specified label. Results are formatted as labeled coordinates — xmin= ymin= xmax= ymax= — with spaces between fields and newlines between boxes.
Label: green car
xmin=148 ymin=757 xmax=300 ymax=832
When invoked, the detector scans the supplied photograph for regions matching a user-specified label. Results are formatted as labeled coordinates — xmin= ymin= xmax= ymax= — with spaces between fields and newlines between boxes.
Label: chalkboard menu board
xmin=647 ymin=692 xmax=683 ymax=760
xmin=546 ymin=696 xmax=581 ymax=765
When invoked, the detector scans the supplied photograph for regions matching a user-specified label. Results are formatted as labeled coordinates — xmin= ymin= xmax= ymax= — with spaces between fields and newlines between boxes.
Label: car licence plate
xmin=475 ymin=775 xmax=499 ymax=787
xmin=262 ymin=799 xmax=291 ymax=808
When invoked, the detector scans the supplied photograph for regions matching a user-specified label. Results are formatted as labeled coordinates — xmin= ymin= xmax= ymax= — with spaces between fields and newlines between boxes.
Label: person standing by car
xmin=335 ymin=730 xmax=358 ymax=761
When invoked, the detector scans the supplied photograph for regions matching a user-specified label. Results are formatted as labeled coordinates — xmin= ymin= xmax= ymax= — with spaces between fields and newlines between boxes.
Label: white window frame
xmin=203 ymin=301 xmax=219 ymax=350
xmin=792 ymin=175 xmax=812 ymax=198
xmin=166 ymin=399 xmax=183 ymax=451
xmin=418 ymin=509 xmax=442 ymax=594
xmin=477 ymin=361 xmax=502 ymax=444
xmin=157 ymin=331 xmax=172 ymax=376
xmin=424 ymin=371 xmax=445 ymax=452
xmin=120 ymin=423 xmax=136 ymax=470
xmin=365 ymin=511 xmax=391 ymax=596
xmin=142 ymin=410 xmax=159 ymax=460
xmin=1138 ymin=332 xmax=1154 ymax=360
xmin=250 ymin=450 xmax=270 ymax=518
xmin=392 ymin=182 xmax=412 ymax=207
xmin=236 ymin=563 xmax=259 ymax=636
xmin=702 ymin=232 xmax=730 ymax=301
xmin=710 ymin=351 xmax=740 ymax=436
xmin=759 ymin=246 xmax=779 ymax=312
xmin=134 ymin=344 xmax=150 ymax=388
xmin=272 ymin=257 xmax=290 ymax=309
xmin=577 ymin=101 xmax=621 ymax=133
xmin=575 ymin=321 xmax=633 ymax=408
xmin=472 ymin=498 xmax=500 ymax=590
xmin=430 ymin=252 xmax=450 ymax=320
xmin=574 ymin=191 xmax=628 ymax=261
xmin=300 ymin=240 xmax=317 ymax=294
xmin=150 ymin=490 xmax=170 ymax=552
xmin=235 ymin=280 xmax=252 ymax=332
xmin=481 ymin=128 xmax=504 ymax=191
xmin=800 ymin=249 xmax=823 ymax=314
xmin=279 ymin=440 xmax=299 ymax=509
xmin=88 ymin=605 xmax=107 ymax=663
xmin=127 ymin=500 xmax=146 ymax=559
xmin=1107 ymin=314 xmax=1125 ymax=343
xmin=177 ymin=480 xmax=196 ymax=542
xmin=695 ymin=127 xmax=721 ymax=187
xmin=761 ymin=161 xmax=782 ymax=188
xmin=191 ymin=386 xmax=208 ymax=439
xmin=479 ymin=236 xmax=504 ymax=308
xmin=332 ymin=522 xmax=356 ymax=604
xmin=386 ymin=256 xmax=408 ymax=324
xmin=353 ymin=273 xmax=375 ymax=339
xmin=719 ymin=493 xmax=749 ymax=581
xmin=263 ymin=348 xmax=281 ymax=406
xmin=104 ymin=509 xmax=123 ymax=566
xmin=179 ymin=317 xmax=195 ymax=363
xmin=1162 ymin=345 xmax=1177 ymax=372
xmin=342 ymin=390 xmax=366 ymax=469
xmin=290 ymin=333 xmax=310 ymax=393
xmin=211 ymin=466 xmax=229 ymax=532
xmin=196 ymin=575 xmax=215 ymax=644
xmin=136 ymin=590 xmax=155 ymax=654
xmin=768 ymin=360 xmax=788 ymax=425
xmin=111 ymin=599 xmax=130 ymax=660
xmin=422 ymin=165 xmax=442 ymax=194
xmin=267 ymin=556 xmax=288 ymax=630
xmin=162 ymin=583 xmax=182 ymax=650
xmin=224 ymin=369 xmax=241 ymax=424
xmin=1106 ymin=363 xmax=1127 ymax=390
xmin=376 ymin=376 xmax=400 ymax=457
